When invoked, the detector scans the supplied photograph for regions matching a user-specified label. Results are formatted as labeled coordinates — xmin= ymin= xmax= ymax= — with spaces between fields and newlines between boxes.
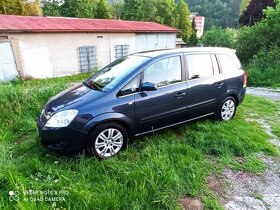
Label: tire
xmin=86 ymin=122 xmax=128 ymax=159
xmin=215 ymin=96 xmax=237 ymax=121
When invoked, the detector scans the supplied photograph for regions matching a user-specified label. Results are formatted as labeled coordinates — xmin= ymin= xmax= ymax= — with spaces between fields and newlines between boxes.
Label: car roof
xmin=132 ymin=47 xmax=237 ymax=58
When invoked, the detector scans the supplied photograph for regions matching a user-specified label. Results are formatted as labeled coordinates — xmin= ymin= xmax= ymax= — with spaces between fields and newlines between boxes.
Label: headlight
xmin=45 ymin=109 xmax=78 ymax=128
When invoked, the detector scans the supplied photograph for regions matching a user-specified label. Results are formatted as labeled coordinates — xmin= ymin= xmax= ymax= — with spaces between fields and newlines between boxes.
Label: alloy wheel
xmin=221 ymin=99 xmax=236 ymax=121
xmin=95 ymin=128 xmax=124 ymax=158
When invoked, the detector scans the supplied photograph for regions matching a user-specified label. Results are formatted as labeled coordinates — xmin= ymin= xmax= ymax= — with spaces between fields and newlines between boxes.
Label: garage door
xmin=0 ymin=42 xmax=19 ymax=82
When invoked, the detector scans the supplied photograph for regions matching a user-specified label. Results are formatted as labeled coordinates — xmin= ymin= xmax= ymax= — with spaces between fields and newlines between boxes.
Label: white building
xmin=190 ymin=15 xmax=205 ymax=38
xmin=0 ymin=15 xmax=179 ymax=82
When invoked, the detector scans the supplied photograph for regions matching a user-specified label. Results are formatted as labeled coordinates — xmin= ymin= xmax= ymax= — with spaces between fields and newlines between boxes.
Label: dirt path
xmin=223 ymin=119 xmax=280 ymax=210
xmin=221 ymin=88 xmax=280 ymax=210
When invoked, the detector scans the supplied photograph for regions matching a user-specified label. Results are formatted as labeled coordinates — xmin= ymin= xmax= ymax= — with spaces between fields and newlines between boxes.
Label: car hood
xmin=45 ymin=83 xmax=105 ymax=113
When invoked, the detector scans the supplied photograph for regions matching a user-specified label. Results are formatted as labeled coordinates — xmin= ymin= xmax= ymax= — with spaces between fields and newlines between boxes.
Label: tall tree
xmin=23 ymin=0 xmax=42 ymax=16
xmin=42 ymin=0 xmax=62 ymax=16
xmin=236 ymin=0 xmax=280 ymax=62
xmin=188 ymin=17 xmax=198 ymax=46
xmin=240 ymin=0 xmax=251 ymax=15
xmin=142 ymin=0 xmax=157 ymax=21
xmin=0 ymin=0 xmax=24 ymax=15
xmin=60 ymin=0 xmax=94 ymax=18
xmin=96 ymin=0 xmax=111 ymax=19
xmin=122 ymin=0 xmax=143 ymax=21
xmin=110 ymin=0 xmax=123 ymax=19
xmin=155 ymin=0 xmax=176 ymax=26
xmin=239 ymin=0 xmax=276 ymax=26
xmin=176 ymin=0 xmax=191 ymax=42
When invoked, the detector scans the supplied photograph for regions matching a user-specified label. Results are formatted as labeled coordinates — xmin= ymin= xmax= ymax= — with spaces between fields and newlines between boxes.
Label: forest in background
xmin=186 ymin=0 xmax=241 ymax=30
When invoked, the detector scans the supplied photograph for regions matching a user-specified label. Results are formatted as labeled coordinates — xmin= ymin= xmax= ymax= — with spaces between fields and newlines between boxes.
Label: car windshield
xmin=85 ymin=55 xmax=150 ymax=91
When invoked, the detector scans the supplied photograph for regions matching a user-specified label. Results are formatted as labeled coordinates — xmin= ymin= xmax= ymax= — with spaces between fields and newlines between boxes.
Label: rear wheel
xmin=215 ymin=96 xmax=237 ymax=121
xmin=86 ymin=122 xmax=128 ymax=159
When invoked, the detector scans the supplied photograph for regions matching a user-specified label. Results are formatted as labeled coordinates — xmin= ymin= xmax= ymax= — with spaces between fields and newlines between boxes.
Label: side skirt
xmin=135 ymin=112 xmax=215 ymax=137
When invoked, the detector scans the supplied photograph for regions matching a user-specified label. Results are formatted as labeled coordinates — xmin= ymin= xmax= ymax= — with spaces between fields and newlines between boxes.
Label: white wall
xmin=5 ymin=32 xmax=176 ymax=79
xmin=9 ymin=33 xmax=136 ymax=79
xmin=135 ymin=33 xmax=176 ymax=52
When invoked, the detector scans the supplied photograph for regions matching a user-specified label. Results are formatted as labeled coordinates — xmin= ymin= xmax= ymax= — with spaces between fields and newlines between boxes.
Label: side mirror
xmin=141 ymin=82 xmax=157 ymax=91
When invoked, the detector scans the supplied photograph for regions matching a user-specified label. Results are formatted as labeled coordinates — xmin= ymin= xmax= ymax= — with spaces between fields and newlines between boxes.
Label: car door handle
xmin=215 ymin=82 xmax=224 ymax=88
xmin=174 ymin=92 xmax=186 ymax=98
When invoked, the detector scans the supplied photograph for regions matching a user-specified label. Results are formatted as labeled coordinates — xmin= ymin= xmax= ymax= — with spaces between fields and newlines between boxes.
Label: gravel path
xmin=222 ymin=113 xmax=280 ymax=210
xmin=246 ymin=87 xmax=280 ymax=101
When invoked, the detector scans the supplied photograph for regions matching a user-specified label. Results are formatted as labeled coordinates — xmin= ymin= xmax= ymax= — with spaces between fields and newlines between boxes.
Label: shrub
xmin=200 ymin=27 xmax=236 ymax=48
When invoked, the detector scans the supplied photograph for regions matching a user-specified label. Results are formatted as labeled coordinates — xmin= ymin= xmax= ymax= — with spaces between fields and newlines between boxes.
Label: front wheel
xmin=86 ymin=122 xmax=128 ymax=159
xmin=215 ymin=97 xmax=237 ymax=121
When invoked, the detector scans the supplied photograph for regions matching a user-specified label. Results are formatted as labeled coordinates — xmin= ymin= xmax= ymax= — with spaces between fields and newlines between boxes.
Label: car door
xmin=185 ymin=53 xmax=226 ymax=118
xmin=134 ymin=55 xmax=188 ymax=134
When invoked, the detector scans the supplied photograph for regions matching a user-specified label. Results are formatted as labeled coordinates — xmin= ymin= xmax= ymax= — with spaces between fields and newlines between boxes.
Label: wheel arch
xmin=82 ymin=113 xmax=135 ymax=141
xmin=225 ymin=89 xmax=239 ymax=105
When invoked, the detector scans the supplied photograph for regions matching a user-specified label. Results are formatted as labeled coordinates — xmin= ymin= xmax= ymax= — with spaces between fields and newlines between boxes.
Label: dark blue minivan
xmin=37 ymin=48 xmax=246 ymax=159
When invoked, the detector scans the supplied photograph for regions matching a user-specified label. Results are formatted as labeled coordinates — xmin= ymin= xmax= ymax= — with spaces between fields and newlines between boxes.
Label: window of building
xmin=186 ymin=54 xmax=214 ymax=79
xmin=78 ymin=46 xmax=97 ymax=73
xmin=219 ymin=54 xmax=239 ymax=74
xmin=115 ymin=45 xmax=129 ymax=59
xmin=143 ymin=56 xmax=182 ymax=87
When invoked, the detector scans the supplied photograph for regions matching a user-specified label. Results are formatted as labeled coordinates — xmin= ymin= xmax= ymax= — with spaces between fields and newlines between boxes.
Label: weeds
xmin=0 ymin=74 xmax=279 ymax=209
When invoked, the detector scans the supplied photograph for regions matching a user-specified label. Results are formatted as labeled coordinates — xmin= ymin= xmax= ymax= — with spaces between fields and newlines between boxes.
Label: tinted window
xmin=143 ymin=56 xmax=182 ymax=87
xmin=186 ymin=54 xmax=213 ymax=79
xmin=219 ymin=54 xmax=239 ymax=74
xmin=118 ymin=75 xmax=140 ymax=96
xmin=86 ymin=55 xmax=149 ymax=91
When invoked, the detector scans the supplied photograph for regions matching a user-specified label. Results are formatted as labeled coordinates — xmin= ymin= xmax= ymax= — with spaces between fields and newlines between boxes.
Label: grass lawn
xmin=0 ymin=74 xmax=279 ymax=210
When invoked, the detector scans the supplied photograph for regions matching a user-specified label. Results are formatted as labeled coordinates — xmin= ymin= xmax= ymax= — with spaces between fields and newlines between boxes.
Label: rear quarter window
xmin=186 ymin=54 xmax=214 ymax=79
xmin=219 ymin=54 xmax=239 ymax=74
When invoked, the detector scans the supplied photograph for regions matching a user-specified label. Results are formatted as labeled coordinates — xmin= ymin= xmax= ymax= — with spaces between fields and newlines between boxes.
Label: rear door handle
xmin=215 ymin=82 xmax=224 ymax=88
xmin=174 ymin=92 xmax=186 ymax=98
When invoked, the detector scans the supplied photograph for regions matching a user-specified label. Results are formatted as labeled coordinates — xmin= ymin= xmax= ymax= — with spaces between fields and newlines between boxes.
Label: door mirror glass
xmin=141 ymin=82 xmax=157 ymax=91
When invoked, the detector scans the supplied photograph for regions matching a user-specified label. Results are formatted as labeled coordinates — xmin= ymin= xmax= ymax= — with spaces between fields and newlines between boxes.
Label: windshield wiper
xmin=83 ymin=81 xmax=104 ymax=92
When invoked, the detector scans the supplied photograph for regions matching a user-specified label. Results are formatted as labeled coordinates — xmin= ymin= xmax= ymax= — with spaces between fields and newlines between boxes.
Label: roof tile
xmin=0 ymin=15 xmax=179 ymax=33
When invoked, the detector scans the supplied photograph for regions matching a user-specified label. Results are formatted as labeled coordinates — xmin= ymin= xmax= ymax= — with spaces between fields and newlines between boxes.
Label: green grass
xmin=0 ymin=74 xmax=279 ymax=209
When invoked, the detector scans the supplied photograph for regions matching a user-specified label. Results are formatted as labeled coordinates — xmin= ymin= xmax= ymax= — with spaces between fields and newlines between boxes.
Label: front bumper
xmin=37 ymin=119 xmax=88 ymax=154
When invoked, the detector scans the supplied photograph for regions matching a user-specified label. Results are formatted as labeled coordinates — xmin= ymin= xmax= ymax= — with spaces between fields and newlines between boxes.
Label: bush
xmin=200 ymin=27 xmax=236 ymax=48
xmin=247 ymin=66 xmax=280 ymax=87
xmin=249 ymin=45 xmax=280 ymax=70
xmin=236 ymin=0 xmax=280 ymax=63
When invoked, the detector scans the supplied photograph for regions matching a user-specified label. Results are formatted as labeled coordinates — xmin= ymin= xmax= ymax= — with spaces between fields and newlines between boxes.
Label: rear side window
xmin=186 ymin=54 xmax=214 ymax=79
xmin=143 ymin=56 xmax=182 ymax=87
xmin=219 ymin=54 xmax=239 ymax=74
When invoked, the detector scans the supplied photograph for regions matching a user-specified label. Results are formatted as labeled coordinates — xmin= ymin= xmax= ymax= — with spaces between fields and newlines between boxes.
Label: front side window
xmin=85 ymin=55 xmax=149 ymax=91
xmin=115 ymin=45 xmax=129 ymax=59
xmin=219 ymin=54 xmax=239 ymax=74
xmin=78 ymin=46 xmax=97 ymax=73
xmin=143 ymin=56 xmax=182 ymax=87
xmin=186 ymin=54 xmax=214 ymax=79
xmin=118 ymin=75 xmax=140 ymax=97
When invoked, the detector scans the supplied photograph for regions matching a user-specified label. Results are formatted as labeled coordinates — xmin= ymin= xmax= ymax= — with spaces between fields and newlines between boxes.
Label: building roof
xmin=0 ymin=15 xmax=179 ymax=33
